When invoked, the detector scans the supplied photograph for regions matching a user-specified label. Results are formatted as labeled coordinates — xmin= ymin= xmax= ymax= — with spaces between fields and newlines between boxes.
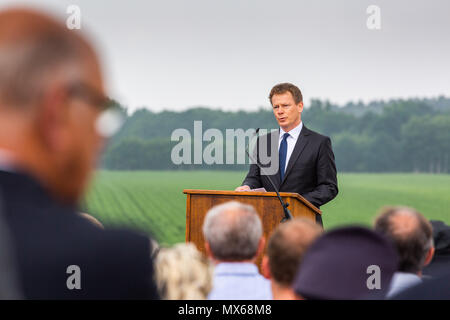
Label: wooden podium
xmin=183 ymin=189 xmax=321 ymax=268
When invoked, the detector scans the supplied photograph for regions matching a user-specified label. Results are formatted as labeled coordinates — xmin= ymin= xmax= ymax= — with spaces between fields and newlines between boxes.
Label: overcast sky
xmin=1 ymin=0 xmax=449 ymax=112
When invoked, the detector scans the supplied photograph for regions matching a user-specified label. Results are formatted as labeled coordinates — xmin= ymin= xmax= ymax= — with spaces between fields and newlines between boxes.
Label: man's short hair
xmin=202 ymin=201 xmax=262 ymax=261
xmin=269 ymin=83 xmax=303 ymax=104
xmin=374 ymin=206 xmax=433 ymax=274
xmin=267 ymin=218 xmax=322 ymax=286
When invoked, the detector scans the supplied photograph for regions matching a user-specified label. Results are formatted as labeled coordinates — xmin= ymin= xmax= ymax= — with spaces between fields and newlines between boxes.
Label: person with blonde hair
xmin=155 ymin=243 xmax=213 ymax=300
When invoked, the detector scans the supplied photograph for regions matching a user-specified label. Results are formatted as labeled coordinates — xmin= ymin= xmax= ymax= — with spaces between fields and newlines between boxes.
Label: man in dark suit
xmin=235 ymin=83 xmax=338 ymax=225
xmin=0 ymin=8 xmax=158 ymax=299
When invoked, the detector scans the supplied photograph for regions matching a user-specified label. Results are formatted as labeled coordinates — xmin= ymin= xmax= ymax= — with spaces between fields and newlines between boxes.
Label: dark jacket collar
xmin=0 ymin=170 xmax=76 ymax=212
xmin=279 ymin=125 xmax=311 ymax=186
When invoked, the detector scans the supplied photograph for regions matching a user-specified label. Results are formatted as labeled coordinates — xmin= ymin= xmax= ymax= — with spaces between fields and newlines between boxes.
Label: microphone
xmin=245 ymin=128 xmax=293 ymax=222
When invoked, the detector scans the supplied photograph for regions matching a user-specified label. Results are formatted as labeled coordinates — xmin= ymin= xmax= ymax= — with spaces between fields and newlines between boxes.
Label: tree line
xmin=102 ymin=97 xmax=450 ymax=173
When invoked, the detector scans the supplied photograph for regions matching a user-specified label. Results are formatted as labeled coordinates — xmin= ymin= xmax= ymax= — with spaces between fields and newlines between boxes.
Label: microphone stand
xmin=245 ymin=129 xmax=293 ymax=223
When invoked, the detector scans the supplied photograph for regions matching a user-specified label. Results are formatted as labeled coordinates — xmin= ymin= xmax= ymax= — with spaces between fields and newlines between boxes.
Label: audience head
xmin=0 ymin=8 xmax=109 ymax=205
xmin=262 ymin=218 xmax=322 ymax=298
xmin=155 ymin=243 xmax=213 ymax=300
xmin=374 ymin=206 xmax=434 ymax=275
xmin=202 ymin=201 xmax=264 ymax=263
xmin=293 ymin=226 xmax=398 ymax=300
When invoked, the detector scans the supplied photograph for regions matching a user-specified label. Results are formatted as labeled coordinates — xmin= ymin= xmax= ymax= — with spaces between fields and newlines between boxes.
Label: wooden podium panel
xmin=184 ymin=189 xmax=321 ymax=269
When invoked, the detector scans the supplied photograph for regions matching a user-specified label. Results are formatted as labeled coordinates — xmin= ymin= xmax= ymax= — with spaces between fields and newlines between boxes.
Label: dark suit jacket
xmin=242 ymin=125 xmax=338 ymax=224
xmin=0 ymin=170 xmax=159 ymax=299
xmin=392 ymin=272 xmax=450 ymax=300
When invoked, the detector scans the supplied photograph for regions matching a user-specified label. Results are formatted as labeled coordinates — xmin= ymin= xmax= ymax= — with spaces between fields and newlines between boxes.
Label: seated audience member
xmin=261 ymin=218 xmax=322 ymax=300
xmin=0 ymin=8 xmax=158 ymax=299
xmin=423 ymin=220 xmax=450 ymax=278
xmin=155 ymin=243 xmax=213 ymax=300
xmin=202 ymin=201 xmax=271 ymax=300
xmin=293 ymin=226 xmax=398 ymax=300
xmin=374 ymin=207 xmax=435 ymax=298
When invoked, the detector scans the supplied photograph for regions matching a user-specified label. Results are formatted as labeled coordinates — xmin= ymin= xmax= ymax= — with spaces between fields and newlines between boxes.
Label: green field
xmin=84 ymin=171 xmax=450 ymax=245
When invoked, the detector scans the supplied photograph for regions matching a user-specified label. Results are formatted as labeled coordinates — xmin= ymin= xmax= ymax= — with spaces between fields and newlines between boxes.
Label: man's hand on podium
xmin=235 ymin=185 xmax=251 ymax=191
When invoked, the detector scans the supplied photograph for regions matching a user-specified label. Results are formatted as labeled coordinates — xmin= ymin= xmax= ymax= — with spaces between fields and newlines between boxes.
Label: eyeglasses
xmin=67 ymin=81 xmax=125 ymax=138
xmin=67 ymin=82 xmax=111 ymax=111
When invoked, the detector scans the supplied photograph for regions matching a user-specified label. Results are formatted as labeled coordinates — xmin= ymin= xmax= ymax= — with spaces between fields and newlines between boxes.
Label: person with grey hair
xmin=374 ymin=206 xmax=435 ymax=298
xmin=202 ymin=201 xmax=271 ymax=300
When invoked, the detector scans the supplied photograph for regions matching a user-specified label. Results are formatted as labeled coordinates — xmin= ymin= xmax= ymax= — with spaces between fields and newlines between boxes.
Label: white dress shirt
xmin=278 ymin=122 xmax=303 ymax=172
xmin=387 ymin=272 xmax=422 ymax=298
xmin=208 ymin=262 xmax=272 ymax=300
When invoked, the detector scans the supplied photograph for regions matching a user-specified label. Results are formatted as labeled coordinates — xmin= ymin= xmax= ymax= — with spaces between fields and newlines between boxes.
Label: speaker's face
xmin=271 ymin=92 xmax=303 ymax=132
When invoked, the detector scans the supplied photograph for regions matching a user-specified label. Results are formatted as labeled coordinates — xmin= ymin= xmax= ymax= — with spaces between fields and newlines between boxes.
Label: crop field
xmin=83 ymin=171 xmax=450 ymax=246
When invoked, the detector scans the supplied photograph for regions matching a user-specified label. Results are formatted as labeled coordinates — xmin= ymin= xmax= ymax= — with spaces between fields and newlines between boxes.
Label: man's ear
xmin=423 ymin=246 xmax=435 ymax=267
xmin=204 ymin=242 xmax=214 ymax=259
xmin=298 ymin=101 xmax=304 ymax=113
xmin=261 ymin=255 xmax=271 ymax=279
xmin=255 ymin=236 xmax=266 ymax=259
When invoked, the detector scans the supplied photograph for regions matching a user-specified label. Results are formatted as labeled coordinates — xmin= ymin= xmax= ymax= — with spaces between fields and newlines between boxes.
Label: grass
xmin=83 ymin=171 xmax=450 ymax=245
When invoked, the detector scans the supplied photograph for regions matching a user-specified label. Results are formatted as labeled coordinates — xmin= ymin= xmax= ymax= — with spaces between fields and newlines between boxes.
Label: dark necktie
xmin=279 ymin=132 xmax=289 ymax=181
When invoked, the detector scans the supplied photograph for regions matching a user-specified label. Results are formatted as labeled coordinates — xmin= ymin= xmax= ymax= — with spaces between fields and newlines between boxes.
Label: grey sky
xmin=1 ymin=0 xmax=449 ymax=112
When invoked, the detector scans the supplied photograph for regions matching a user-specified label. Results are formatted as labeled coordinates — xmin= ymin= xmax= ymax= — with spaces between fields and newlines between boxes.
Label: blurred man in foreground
xmin=0 ymin=8 xmax=158 ymax=299
xmin=262 ymin=218 xmax=322 ymax=299
xmin=374 ymin=207 xmax=435 ymax=298
xmin=203 ymin=201 xmax=271 ymax=300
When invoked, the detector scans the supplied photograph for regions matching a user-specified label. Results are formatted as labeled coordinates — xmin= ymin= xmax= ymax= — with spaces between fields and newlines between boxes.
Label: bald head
xmin=0 ymin=8 xmax=100 ymax=110
xmin=374 ymin=206 xmax=433 ymax=273
xmin=388 ymin=210 xmax=421 ymax=236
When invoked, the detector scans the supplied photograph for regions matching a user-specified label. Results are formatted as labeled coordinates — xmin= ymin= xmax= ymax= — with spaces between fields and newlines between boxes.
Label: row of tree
xmin=102 ymin=97 xmax=450 ymax=173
